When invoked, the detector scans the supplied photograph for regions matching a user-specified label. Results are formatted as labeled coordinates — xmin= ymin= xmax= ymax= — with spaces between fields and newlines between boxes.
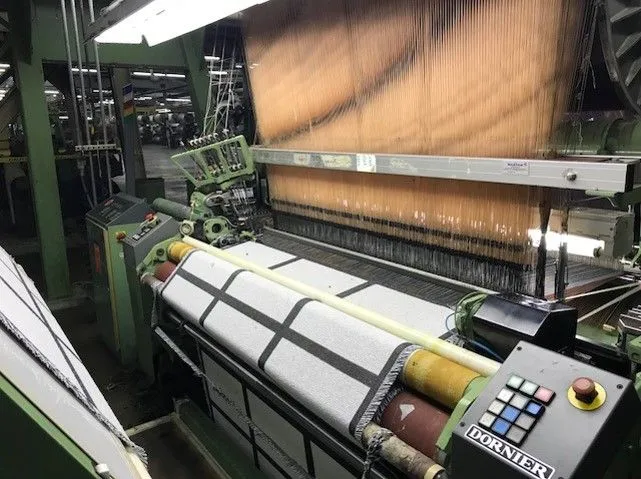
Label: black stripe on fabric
xmin=268 ymin=257 xmax=300 ymax=270
xmin=348 ymin=342 xmax=412 ymax=436
xmin=242 ymin=384 xmax=261 ymax=469
xmin=257 ymin=298 xmax=313 ymax=371
xmin=198 ymin=269 xmax=246 ymax=326
xmin=0 ymin=270 xmax=95 ymax=408
xmin=336 ymin=281 xmax=373 ymax=299
xmin=178 ymin=269 xmax=377 ymax=387
xmin=304 ymin=437 xmax=316 ymax=477
xmin=209 ymin=400 xmax=292 ymax=479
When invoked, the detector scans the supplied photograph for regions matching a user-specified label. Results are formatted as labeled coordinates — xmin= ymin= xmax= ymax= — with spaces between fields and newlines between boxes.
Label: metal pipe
xmin=578 ymin=285 xmax=641 ymax=323
xmin=69 ymin=0 xmax=97 ymax=206
xmin=564 ymin=282 xmax=641 ymax=302
xmin=59 ymin=0 xmax=82 ymax=145
xmin=180 ymin=237 xmax=500 ymax=376
xmin=88 ymin=0 xmax=112 ymax=195
xmin=79 ymin=0 xmax=100 ymax=179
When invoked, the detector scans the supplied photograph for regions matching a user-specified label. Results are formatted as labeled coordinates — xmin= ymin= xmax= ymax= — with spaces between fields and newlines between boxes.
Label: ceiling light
xmin=135 ymin=96 xmax=153 ymax=101
xmin=209 ymin=71 xmax=228 ymax=76
xmin=166 ymin=98 xmax=191 ymax=103
xmin=205 ymin=56 xmax=221 ymax=62
xmin=94 ymin=0 xmax=271 ymax=46
xmin=0 ymin=63 xmax=10 ymax=68
xmin=71 ymin=67 xmax=98 ymax=74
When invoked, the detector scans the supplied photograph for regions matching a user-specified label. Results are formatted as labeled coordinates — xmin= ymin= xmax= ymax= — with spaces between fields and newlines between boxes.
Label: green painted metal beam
xmin=0 ymin=372 xmax=100 ymax=478
xmin=33 ymin=0 xmax=197 ymax=68
xmin=181 ymin=29 xmax=209 ymax=125
xmin=9 ymin=0 xmax=71 ymax=299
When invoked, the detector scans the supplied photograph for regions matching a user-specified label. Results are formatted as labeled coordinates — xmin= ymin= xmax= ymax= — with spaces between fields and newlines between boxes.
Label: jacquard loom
xmin=84 ymin=0 xmax=641 ymax=477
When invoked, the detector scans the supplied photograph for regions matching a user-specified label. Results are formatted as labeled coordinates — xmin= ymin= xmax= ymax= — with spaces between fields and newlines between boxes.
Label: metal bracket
xmin=75 ymin=144 xmax=120 ymax=153
xmin=253 ymin=147 xmax=637 ymax=192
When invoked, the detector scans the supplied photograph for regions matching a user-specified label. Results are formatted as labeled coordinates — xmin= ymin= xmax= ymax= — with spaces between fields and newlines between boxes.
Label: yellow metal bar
xmin=180 ymin=237 xmax=500 ymax=376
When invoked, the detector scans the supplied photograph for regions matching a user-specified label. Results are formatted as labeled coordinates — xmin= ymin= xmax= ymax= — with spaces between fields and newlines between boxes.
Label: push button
xmin=534 ymin=386 xmax=555 ymax=404
xmin=479 ymin=412 xmax=496 ymax=429
xmin=506 ymin=426 xmax=527 ymax=446
xmin=525 ymin=401 xmax=544 ymax=417
xmin=497 ymin=388 xmax=514 ymax=403
xmin=491 ymin=418 xmax=511 ymax=436
xmin=488 ymin=400 xmax=505 ymax=416
xmin=520 ymin=381 xmax=539 ymax=396
xmin=507 ymin=375 xmax=525 ymax=390
xmin=500 ymin=406 xmax=520 ymax=423
xmin=509 ymin=393 xmax=529 ymax=410
xmin=515 ymin=413 xmax=535 ymax=431
xmin=572 ymin=377 xmax=598 ymax=404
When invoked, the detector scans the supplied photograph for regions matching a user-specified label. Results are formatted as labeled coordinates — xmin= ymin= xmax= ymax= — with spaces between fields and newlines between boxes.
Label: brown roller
xmin=380 ymin=391 xmax=449 ymax=461
xmin=154 ymin=261 xmax=177 ymax=282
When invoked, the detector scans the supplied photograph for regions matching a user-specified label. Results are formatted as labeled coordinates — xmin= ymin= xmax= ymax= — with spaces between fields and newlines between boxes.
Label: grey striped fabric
xmin=161 ymin=246 xmax=420 ymax=440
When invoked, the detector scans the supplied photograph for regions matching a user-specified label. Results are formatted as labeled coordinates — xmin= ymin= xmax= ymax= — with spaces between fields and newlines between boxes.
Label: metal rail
xmin=252 ymin=147 xmax=637 ymax=192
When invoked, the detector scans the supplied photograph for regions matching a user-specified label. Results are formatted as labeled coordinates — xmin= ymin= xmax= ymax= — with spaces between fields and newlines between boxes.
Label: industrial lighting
xmin=59 ymin=115 xmax=69 ymax=120
xmin=135 ymin=96 xmax=153 ymax=101
xmin=528 ymin=229 xmax=606 ymax=258
xmin=0 ymin=63 xmax=10 ymax=68
xmin=95 ymin=0 xmax=271 ymax=46
xmin=93 ymin=89 xmax=112 ymax=93
xmin=166 ymin=98 xmax=191 ymax=103
xmin=132 ymin=71 xmax=186 ymax=79
xmin=205 ymin=55 xmax=221 ymax=62
xmin=44 ymin=90 xmax=60 ymax=95
xmin=209 ymin=71 xmax=228 ymax=76
xmin=71 ymin=67 xmax=98 ymax=73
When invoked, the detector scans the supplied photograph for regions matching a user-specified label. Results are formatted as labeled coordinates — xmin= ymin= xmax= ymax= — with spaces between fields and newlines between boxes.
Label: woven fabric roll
xmin=402 ymin=349 xmax=480 ymax=409
xmin=380 ymin=390 xmax=450 ymax=460
xmin=160 ymin=247 xmax=419 ymax=440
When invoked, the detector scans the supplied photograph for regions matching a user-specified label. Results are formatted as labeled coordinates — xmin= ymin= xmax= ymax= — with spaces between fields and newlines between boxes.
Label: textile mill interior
xmin=8 ymin=0 xmax=641 ymax=478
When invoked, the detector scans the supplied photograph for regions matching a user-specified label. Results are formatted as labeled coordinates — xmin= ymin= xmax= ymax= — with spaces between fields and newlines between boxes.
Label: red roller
xmin=380 ymin=391 xmax=449 ymax=461
xmin=154 ymin=261 xmax=177 ymax=282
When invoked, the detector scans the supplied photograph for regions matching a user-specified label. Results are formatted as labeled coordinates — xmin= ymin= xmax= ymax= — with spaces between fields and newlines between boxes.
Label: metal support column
xmin=181 ymin=30 xmax=209 ymax=126
xmin=110 ymin=67 xmax=145 ymax=196
xmin=8 ymin=0 xmax=70 ymax=299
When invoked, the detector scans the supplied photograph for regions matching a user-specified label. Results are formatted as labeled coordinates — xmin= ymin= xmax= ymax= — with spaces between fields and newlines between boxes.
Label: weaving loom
xmin=242 ymin=0 xmax=595 ymax=294
xmin=75 ymin=0 xmax=641 ymax=477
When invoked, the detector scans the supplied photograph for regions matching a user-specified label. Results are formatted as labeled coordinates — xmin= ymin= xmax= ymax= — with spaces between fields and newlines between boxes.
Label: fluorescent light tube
xmin=95 ymin=0 xmax=271 ymax=46
xmin=528 ymin=229 xmax=605 ymax=258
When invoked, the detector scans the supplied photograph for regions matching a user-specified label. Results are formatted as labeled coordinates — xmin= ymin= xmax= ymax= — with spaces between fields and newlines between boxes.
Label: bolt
xmin=566 ymin=170 xmax=577 ymax=181
xmin=95 ymin=464 xmax=110 ymax=478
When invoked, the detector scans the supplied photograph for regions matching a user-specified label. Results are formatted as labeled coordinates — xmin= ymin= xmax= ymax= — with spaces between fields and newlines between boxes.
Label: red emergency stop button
xmin=572 ymin=377 xmax=598 ymax=404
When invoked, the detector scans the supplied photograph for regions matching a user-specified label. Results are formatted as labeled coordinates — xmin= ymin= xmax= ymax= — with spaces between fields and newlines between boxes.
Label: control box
xmin=473 ymin=294 xmax=577 ymax=359
xmin=450 ymin=341 xmax=640 ymax=479
xmin=86 ymin=193 xmax=151 ymax=365
xmin=121 ymin=212 xmax=180 ymax=269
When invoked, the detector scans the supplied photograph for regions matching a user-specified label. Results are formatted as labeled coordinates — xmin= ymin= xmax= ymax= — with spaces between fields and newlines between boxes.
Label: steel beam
xmin=9 ymin=0 xmax=70 ymax=299
xmin=253 ymin=147 xmax=637 ymax=193
xmin=181 ymin=30 xmax=209 ymax=125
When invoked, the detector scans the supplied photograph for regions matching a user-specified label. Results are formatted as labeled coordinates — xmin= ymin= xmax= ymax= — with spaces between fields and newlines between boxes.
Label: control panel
xmin=86 ymin=193 xmax=150 ymax=228
xmin=450 ymin=341 xmax=640 ymax=479
xmin=122 ymin=212 xmax=180 ymax=269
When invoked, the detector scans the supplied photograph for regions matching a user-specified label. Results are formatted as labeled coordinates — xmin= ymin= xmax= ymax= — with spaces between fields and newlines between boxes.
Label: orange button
xmin=145 ymin=213 xmax=155 ymax=221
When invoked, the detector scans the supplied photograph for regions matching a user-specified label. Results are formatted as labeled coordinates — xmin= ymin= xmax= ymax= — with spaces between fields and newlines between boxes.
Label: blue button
xmin=526 ymin=401 xmax=544 ymax=417
xmin=492 ymin=418 xmax=511 ymax=436
xmin=500 ymin=406 xmax=520 ymax=423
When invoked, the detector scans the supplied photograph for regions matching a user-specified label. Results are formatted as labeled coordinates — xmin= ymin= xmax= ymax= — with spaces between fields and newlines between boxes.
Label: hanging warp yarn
xmin=242 ymin=0 xmax=593 ymax=292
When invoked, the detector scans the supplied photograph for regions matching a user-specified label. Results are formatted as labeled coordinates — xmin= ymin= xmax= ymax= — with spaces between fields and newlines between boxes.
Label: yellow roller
xmin=167 ymin=242 xmax=195 ymax=263
xmin=402 ymin=349 xmax=480 ymax=409
xmin=180 ymin=237 xmax=500 ymax=377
